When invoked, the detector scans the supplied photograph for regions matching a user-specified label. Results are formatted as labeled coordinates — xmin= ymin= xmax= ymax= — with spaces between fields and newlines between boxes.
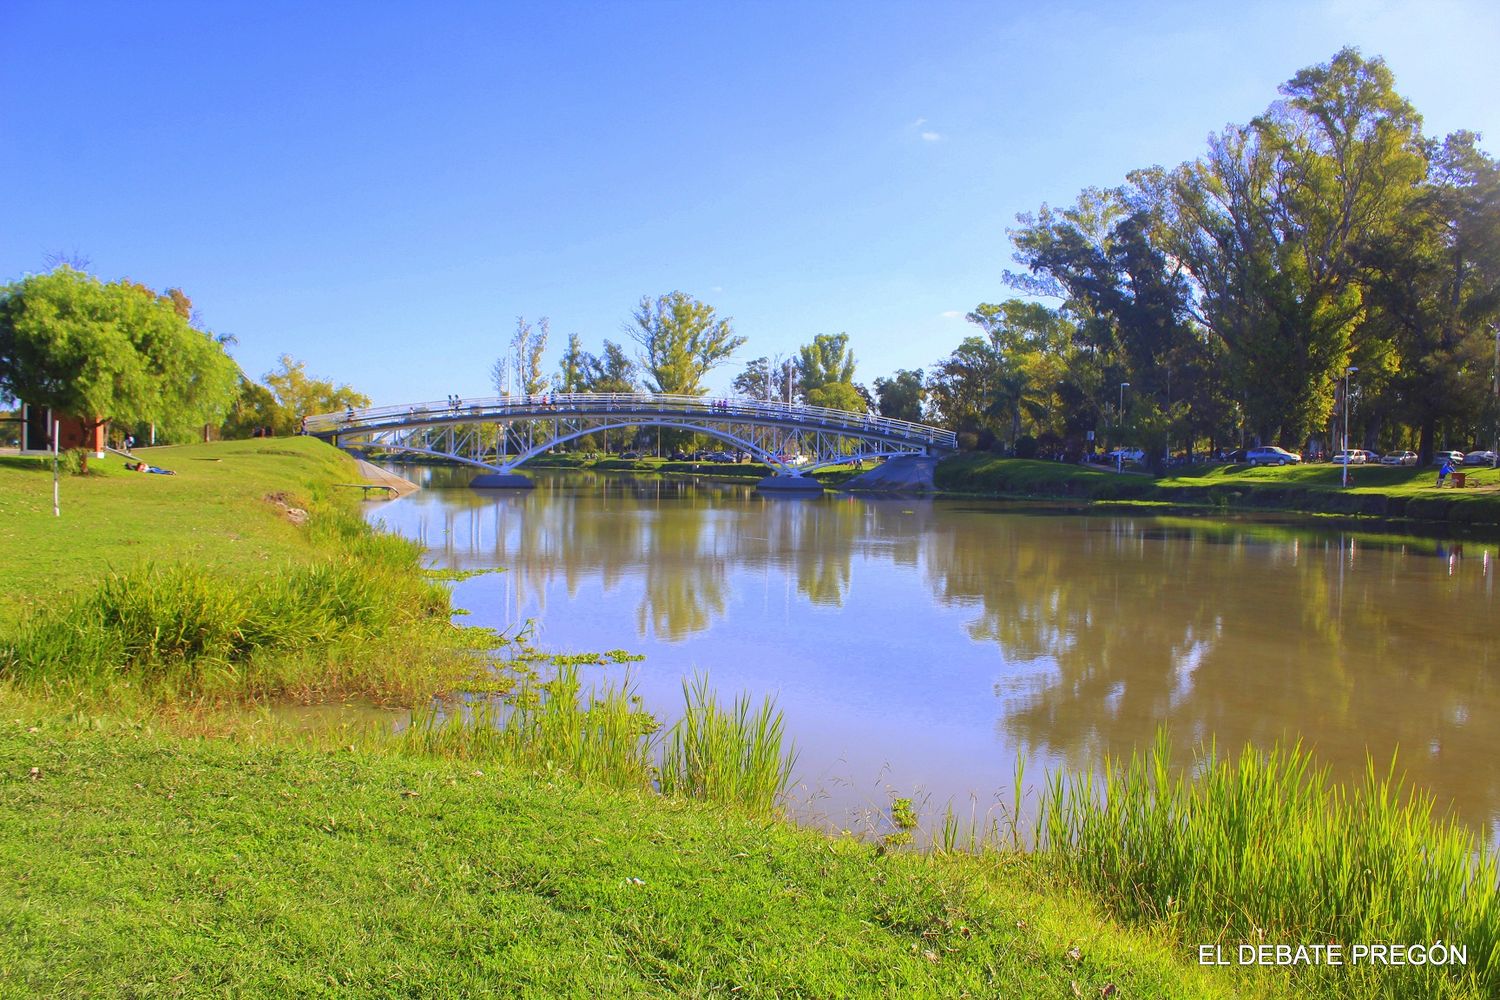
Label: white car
xmin=1246 ymin=446 xmax=1301 ymax=466
xmin=1463 ymin=450 xmax=1497 ymax=466
xmin=1433 ymin=450 xmax=1466 ymax=466
xmin=1379 ymin=451 xmax=1418 ymax=466
xmin=1106 ymin=448 xmax=1146 ymax=462
xmin=1331 ymin=449 xmax=1373 ymax=465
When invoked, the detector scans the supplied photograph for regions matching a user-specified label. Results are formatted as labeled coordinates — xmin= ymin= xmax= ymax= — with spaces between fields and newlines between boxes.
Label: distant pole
xmin=1117 ymin=382 xmax=1130 ymax=472
xmin=1342 ymin=366 xmax=1358 ymax=488
xmin=1492 ymin=327 xmax=1498 ymax=469
xmin=51 ymin=418 xmax=60 ymax=517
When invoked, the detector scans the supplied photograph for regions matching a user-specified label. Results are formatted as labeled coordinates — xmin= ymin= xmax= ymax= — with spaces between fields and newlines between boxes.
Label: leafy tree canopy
xmin=630 ymin=292 xmax=744 ymax=395
xmin=0 ymin=267 xmax=239 ymax=442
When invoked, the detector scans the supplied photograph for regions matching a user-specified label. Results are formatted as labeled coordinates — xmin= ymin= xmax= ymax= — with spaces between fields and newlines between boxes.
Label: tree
xmin=733 ymin=356 xmax=784 ymax=400
xmin=629 ymin=292 xmax=744 ymax=395
xmin=874 ymin=369 xmax=926 ymax=422
xmin=796 ymin=333 xmax=856 ymax=396
xmin=0 ymin=267 xmax=239 ymax=460
xmin=263 ymin=355 xmax=370 ymax=435
xmin=580 ymin=340 xmax=637 ymax=393
xmin=220 ymin=376 xmax=281 ymax=439
xmin=506 ymin=316 xmax=550 ymax=396
xmin=556 ymin=332 xmax=587 ymax=393
xmin=805 ymin=382 xmax=867 ymax=412
xmin=1360 ymin=131 xmax=1500 ymax=459
xmin=1164 ymin=49 xmax=1427 ymax=446
xmin=794 ymin=332 xmax=862 ymax=411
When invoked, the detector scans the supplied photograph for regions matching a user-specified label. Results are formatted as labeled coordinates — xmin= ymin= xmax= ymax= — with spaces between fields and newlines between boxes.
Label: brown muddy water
xmin=369 ymin=465 xmax=1500 ymax=845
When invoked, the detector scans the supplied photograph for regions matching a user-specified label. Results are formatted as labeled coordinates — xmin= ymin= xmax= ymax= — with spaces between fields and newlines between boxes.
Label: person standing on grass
xmin=1438 ymin=458 xmax=1453 ymax=487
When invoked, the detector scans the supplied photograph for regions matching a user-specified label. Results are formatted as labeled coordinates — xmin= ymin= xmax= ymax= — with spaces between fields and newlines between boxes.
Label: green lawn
xmin=0 ymin=438 xmax=356 ymax=616
xmin=936 ymin=454 xmax=1500 ymax=525
xmin=0 ymin=711 xmax=1271 ymax=999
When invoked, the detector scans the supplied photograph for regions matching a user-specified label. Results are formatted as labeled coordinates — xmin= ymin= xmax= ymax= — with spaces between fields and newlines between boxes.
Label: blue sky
xmin=3 ymin=0 xmax=1497 ymax=405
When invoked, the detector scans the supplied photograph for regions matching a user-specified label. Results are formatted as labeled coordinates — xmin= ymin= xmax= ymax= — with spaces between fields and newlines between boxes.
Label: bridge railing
xmin=304 ymin=392 xmax=956 ymax=448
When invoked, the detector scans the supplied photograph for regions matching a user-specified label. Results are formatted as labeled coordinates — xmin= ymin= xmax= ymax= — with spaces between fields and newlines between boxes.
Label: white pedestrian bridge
xmin=304 ymin=392 xmax=956 ymax=488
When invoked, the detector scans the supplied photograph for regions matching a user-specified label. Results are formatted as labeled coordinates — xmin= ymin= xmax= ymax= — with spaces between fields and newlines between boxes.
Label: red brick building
xmin=20 ymin=403 xmax=106 ymax=456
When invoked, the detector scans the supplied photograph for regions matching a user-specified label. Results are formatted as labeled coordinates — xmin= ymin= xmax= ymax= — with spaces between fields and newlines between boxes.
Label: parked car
xmin=1379 ymin=451 xmax=1418 ymax=466
xmin=1330 ymin=449 xmax=1373 ymax=465
xmin=1433 ymin=450 xmax=1465 ymax=466
xmin=1246 ymin=446 xmax=1301 ymax=466
xmin=1106 ymin=448 xmax=1146 ymax=462
xmin=1463 ymin=449 xmax=1497 ymax=466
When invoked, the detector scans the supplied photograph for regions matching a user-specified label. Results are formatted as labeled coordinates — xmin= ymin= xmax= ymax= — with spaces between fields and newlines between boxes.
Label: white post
xmin=1342 ymin=366 xmax=1357 ymax=487
xmin=52 ymin=418 xmax=60 ymax=517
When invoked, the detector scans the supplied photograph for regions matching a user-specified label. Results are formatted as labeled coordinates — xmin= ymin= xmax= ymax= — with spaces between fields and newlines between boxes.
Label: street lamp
xmin=1342 ymin=366 xmax=1358 ymax=488
xmin=1117 ymin=382 xmax=1130 ymax=472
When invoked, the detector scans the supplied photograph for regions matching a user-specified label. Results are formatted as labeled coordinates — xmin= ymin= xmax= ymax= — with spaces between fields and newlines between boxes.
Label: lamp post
xmin=1342 ymin=366 xmax=1358 ymax=488
xmin=1117 ymin=382 xmax=1130 ymax=472
xmin=1491 ymin=326 xmax=1498 ymax=469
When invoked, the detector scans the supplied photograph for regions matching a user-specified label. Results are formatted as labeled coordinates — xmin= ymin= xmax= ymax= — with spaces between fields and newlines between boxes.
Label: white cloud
xmin=910 ymin=116 xmax=927 ymax=128
xmin=940 ymin=310 xmax=965 ymax=320
xmin=920 ymin=130 xmax=943 ymax=142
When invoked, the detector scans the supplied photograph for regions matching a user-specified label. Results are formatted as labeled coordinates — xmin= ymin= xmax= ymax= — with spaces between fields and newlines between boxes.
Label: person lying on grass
xmin=126 ymin=461 xmax=175 ymax=476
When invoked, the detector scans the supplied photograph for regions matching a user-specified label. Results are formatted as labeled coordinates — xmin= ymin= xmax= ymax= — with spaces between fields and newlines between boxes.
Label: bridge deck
xmin=305 ymin=392 xmax=956 ymax=450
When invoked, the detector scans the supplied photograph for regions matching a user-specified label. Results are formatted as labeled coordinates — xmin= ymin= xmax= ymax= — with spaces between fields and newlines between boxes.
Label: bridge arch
xmin=307 ymin=392 xmax=955 ymax=486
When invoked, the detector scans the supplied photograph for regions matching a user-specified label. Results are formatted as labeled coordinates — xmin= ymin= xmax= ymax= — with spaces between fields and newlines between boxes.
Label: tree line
xmin=922 ymin=48 xmax=1500 ymax=464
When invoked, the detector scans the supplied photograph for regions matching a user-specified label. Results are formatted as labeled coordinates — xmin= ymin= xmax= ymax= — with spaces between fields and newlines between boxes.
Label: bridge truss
xmin=305 ymin=392 xmax=955 ymax=479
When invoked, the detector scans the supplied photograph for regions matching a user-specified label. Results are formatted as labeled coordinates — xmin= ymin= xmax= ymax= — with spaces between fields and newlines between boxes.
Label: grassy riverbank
xmin=937 ymin=454 xmax=1500 ymax=526
xmin=0 ymin=699 xmax=1270 ymax=999
xmin=0 ymin=438 xmax=485 ymax=705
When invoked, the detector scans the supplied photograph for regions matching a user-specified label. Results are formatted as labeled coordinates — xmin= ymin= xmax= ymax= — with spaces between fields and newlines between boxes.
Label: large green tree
xmin=1167 ymin=49 xmax=1427 ymax=446
xmin=795 ymin=333 xmax=863 ymax=412
xmin=873 ymin=369 xmax=926 ymax=423
xmin=629 ymin=292 xmax=744 ymax=395
xmin=0 ymin=267 xmax=239 ymax=455
xmin=555 ymin=332 xmax=587 ymax=393
xmin=580 ymin=340 xmax=637 ymax=393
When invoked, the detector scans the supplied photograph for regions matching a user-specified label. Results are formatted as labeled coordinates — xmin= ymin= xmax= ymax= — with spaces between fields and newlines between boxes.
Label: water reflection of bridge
xmin=306 ymin=392 xmax=956 ymax=488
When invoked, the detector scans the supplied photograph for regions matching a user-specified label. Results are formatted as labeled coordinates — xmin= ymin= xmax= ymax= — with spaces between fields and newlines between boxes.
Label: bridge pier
xmin=469 ymin=472 xmax=535 ymax=489
xmin=754 ymin=474 xmax=824 ymax=494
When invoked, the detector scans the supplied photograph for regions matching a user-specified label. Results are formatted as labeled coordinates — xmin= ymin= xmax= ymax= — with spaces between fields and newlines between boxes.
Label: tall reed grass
xmin=1037 ymin=730 xmax=1499 ymax=996
xmin=403 ymin=665 xmax=657 ymax=788
xmin=0 ymin=522 xmax=460 ymax=701
xmin=658 ymin=674 xmax=797 ymax=812
xmin=404 ymin=667 xmax=796 ymax=814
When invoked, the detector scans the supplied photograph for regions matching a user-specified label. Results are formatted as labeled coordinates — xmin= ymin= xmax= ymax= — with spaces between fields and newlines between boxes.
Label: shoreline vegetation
xmin=1 ymin=438 xmax=1495 ymax=997
xmin=386 ymin=447 xmax=1500 ymax=529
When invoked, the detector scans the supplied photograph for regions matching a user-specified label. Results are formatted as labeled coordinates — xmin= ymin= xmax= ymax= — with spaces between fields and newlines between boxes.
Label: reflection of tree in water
xmin=760 ymin=498 xmax=865 ymax=607
xmin=921 ymin=516 xmax=1500 ymax=836
xmin=634 ymin=507 xmax=729 ymax=640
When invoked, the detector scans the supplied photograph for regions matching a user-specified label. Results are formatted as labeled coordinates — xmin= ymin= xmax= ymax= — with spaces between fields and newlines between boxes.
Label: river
xmin=371 ymin=465 xmax=1500 ymax=845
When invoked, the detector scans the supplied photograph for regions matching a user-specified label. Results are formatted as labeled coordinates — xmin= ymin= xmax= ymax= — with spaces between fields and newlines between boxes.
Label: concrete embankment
xmin=354 ymin=459 xmax=420 ymax=496
xmin=841 ymin=455 xmax=938 ymax=492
